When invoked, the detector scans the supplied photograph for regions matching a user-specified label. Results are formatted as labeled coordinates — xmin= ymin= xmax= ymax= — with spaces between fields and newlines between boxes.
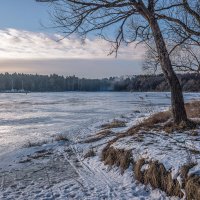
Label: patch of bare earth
xmin=101 ymin=101 xmax=200 ymax=200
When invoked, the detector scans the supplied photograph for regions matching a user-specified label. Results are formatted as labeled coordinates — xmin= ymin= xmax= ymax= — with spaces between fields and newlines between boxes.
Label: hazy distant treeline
xmin=0 ymin=73 xmax=199 ymax=92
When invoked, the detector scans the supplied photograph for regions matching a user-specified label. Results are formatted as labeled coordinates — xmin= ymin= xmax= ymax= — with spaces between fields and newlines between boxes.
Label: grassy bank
xmin=98 ymin=101 xmax=200 ymax=199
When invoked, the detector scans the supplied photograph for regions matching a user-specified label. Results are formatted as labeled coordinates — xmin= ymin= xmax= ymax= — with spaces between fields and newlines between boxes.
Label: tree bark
xmin=149 ymin=18 xmax=188 ymax=124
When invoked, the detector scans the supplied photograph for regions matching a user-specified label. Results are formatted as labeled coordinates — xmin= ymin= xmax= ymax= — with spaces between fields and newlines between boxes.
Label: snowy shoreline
xmin=0 ymin=103 xmax=172 ymax=199
xmin=0 ymin=93 xmax=200 ymax=199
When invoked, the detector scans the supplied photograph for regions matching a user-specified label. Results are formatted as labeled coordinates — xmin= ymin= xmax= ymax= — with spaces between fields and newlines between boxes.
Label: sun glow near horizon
xmin=0 ymin=28 xmax=145 ymax=77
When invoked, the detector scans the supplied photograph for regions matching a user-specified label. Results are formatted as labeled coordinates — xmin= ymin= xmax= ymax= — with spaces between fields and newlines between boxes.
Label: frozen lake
xmin=0 ymin=92 xmax=200 ymax=156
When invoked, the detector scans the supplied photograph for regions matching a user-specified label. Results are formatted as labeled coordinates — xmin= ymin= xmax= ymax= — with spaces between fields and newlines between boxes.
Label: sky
xmin=0 ymin=0 xmax=145 ymax=78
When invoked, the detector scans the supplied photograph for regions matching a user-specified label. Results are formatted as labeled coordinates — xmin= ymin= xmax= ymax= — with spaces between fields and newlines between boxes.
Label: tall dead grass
xmin=128 ymin=100 xmax=200 ymax=134
xmin=100 ymin=101 xmax=200 ymax=199
xmin=101 ymin=120 xmax=126 ymax=129
xmin=101 ymin=146 xmax=133 ymax=174
xmin=185 ymin=175 xmax=200 ymax=200
xmin=185 ymin=101 xmax=200 ymax=118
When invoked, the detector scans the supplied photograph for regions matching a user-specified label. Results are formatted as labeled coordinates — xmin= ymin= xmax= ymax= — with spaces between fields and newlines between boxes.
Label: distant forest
xmin=0 ymin=73 xmax=199 ymax=92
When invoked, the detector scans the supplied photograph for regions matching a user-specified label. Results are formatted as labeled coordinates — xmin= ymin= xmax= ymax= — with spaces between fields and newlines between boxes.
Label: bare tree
xmin=172 ymin=45 xmax=200 ymax=73
xmin=143 ymin=1 xmax=200 ymax=74
xmin=155 ymin=0 xmax=200 ymax=37
xmin=43 ymin=0 xmax=200 ymax=125
xmin=143 ymin=41 xmax=200 ymax=74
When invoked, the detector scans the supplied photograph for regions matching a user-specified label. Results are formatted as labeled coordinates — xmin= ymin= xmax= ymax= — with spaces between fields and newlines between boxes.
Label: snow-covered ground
xmin=112 ymin=130 xmax=200 ymax=182
xmin=0 ymin=92 xmax=200 ymax=199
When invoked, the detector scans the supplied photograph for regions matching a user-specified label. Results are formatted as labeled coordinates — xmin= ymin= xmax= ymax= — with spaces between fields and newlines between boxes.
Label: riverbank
xmin=100 ymin=101 xmax=200 ymax=199
xmin=0 ymin=98 xmax=200 ymax=199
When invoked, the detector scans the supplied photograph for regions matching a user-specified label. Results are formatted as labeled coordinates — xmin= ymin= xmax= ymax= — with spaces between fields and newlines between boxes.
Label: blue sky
xmin=0 ymin=0 xmax=51 ymax=32
xmin=0 ymin=0 xmax=144 ymax=78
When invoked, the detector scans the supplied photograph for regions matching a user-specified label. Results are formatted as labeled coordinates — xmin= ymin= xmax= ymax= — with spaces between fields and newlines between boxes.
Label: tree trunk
xmin=149 ymin=18 xmax=188 ymax=124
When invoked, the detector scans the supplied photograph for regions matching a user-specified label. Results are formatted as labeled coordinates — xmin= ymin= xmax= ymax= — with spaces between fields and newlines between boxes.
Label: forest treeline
xmin=0 ymin=73 xmax=199 ymax=92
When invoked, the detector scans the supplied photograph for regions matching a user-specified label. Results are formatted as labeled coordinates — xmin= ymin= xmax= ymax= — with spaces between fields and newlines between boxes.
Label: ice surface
xmin=0 ymin=91 xmax=175 ymax=156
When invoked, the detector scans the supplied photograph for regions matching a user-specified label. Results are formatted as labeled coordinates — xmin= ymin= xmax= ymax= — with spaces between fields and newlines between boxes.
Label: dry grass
xmin=101 ymin=145 xmax=200 ymax=199
xmin=162 ymin=120 xmax=197 ymax=133
xmin=19 ymin=149 xmax=53 ymax=163
xmin=29 ymin=150 xmax=53 ymax=159
xmin=144 ymin=161 xmax=182 ymax=197
xmin=84 ymin=149 xmax=96 ymax=159
xmin=185 ymin=101 xmax=200 ymax=118
xmin=180 ymin=163 xmax=197 ymax=188
xmin=101 ymin=119 xmax=126 ymax=129
xmin=95 ymin=130 xmax=113 ymax=137
xmin=83 ymin=130 xmax=114 ymax=143
xmin=125 ymin=111 xmax=172 ymax=136
xmin=128 ymin=101 xmax=200 ymax=134
xmin=134 ymin=159 xmax=200 ymax=199
xmin=134 ymin=159 xmax=183 ymax=198
xmin=98 ymin=101 xmax=200 ymax=147
xmin=54 ymin=134 xmax=70 ymax=142
xmin=19 ymin=158 xmax=32 ymax=163
xmin=134 ymin=158 xmax=145 ymax=183
xmin=101 ymin=146 xmax=133 ymax=174
xmin=143 ymin=111 xmax=171 ymax=126
xmin=185 ymin=175 xmax=200 ymax=200
xmin=99 ymin=101 xmax=200 ymax=199
xmin=23 ymin=140 xmax=49 ymax=148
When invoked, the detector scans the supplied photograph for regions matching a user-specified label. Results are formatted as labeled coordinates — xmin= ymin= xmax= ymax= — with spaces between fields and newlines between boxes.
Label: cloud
xmin=0 ymin=28 xmax=145 ymax=77
xmin=0 ymin=28 xmax=145 ymax=60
